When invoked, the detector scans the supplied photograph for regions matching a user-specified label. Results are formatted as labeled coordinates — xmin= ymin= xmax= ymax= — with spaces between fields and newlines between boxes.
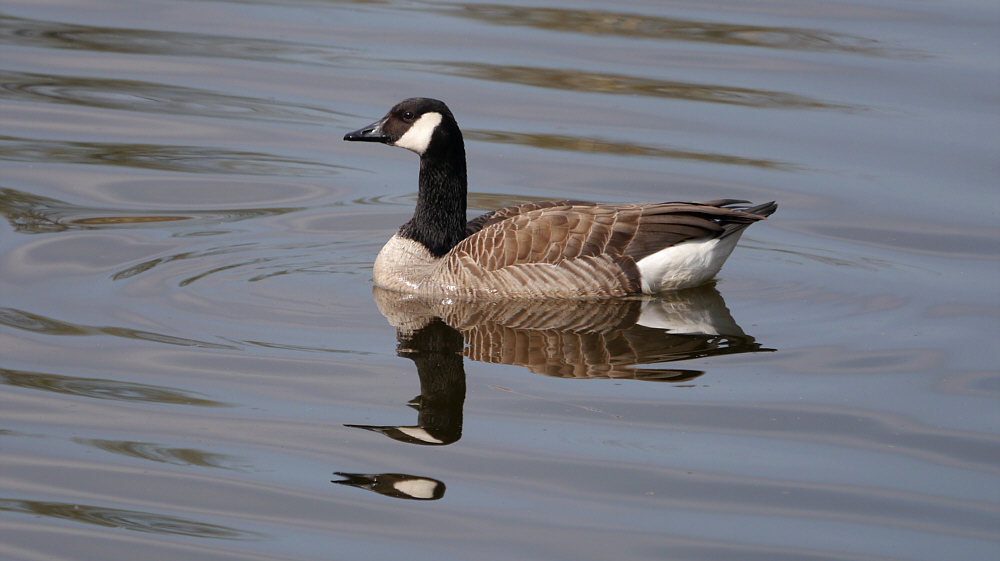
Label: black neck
xmin=399 ymin=142 xmax=468 ymax=258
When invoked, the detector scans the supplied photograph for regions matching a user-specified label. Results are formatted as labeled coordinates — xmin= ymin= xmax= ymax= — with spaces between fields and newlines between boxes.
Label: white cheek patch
xmin=393 ymin=112 xmax=442 ymax=154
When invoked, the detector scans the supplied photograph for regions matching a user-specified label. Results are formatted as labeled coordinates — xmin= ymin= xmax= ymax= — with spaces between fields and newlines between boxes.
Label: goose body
xmin=345 ymin=98 xmax=775 ymax=299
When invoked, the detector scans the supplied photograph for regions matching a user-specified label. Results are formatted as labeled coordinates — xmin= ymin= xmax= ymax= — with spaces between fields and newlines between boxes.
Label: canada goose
xmin=344 ymin=98 xmax=776 ymax=298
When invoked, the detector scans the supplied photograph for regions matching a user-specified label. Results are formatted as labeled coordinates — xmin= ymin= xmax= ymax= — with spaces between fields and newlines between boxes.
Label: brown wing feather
xmin=624 ymin=201 xmax=774 ymax=261
xmin=465 ymin=200 xmax=772 ymax=264
xmin=466 ymin=200 xmax=598 ymax=236
xmin=459 ymin=203 xmax=630 ymax=268
xmin=449 ymin=204 xmax=640 ymax=296
xmin=449 ymin=199 xmax=773 ymax=297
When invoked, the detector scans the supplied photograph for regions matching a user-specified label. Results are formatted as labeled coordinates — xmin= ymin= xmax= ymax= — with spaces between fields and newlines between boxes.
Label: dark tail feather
xmin=743 ymin=201 xmax=778 ymax=218
xmin=695 ymin=199 xmax=777 ymax=219
xmin=720 ymin=201 xmax=777 ymax=239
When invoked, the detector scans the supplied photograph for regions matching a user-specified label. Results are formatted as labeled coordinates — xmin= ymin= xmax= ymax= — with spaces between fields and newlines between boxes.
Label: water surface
xmin=2 ymin=1 xmax=998 ymax=560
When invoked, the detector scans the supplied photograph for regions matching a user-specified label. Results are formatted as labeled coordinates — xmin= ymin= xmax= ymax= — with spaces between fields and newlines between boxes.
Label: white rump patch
xmin=637 ymin=235 xmax=742 ymax=293
xmin=393 ymin=478 xmax=440 ymax=499
xmin=393 ymin=112 xmax=443 ymax=154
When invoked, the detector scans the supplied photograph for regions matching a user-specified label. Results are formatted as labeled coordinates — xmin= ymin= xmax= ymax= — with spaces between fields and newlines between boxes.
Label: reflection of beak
xmin=332 ymin=472 xmax=446 ymax=501
xmin=343 ymin=117 xmax=389 ymax=143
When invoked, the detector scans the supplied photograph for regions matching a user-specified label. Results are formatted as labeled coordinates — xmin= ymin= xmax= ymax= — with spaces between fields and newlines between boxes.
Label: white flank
xmin=636 ymin=234 xmax=742 ymax=293
xmin=396 ymin=426 xmax=444 ymax=444
xmin=393 ymin=478 xmax=439 ymax=499
xmin=393 ymin=112 xmax=443 ymax=154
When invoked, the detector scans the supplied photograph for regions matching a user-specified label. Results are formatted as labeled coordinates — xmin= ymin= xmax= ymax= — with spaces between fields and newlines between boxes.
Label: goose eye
xmin=402 ymin=111 xmax=414 ymax=120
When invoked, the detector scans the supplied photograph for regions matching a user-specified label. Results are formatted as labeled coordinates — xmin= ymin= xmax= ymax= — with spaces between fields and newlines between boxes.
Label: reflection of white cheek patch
xmin=396 ymin=426 xmax=444 ymax=444
xmin=393 ymin=112 xmax=442 ymax=154
xmin=393 ymin=479 xmax=439 ymax=500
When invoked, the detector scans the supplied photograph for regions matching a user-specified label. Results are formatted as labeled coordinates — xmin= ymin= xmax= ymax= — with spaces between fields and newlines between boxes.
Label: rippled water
xmin=2 ymin=1 xmax=998 ymax=560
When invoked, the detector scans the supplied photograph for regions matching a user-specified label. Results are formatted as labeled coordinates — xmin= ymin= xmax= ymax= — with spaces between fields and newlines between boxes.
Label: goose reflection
xmin=346 ymin=316 xmax=466 ymax=446
xmin=347 ymin=285 xmax=771 ymax=447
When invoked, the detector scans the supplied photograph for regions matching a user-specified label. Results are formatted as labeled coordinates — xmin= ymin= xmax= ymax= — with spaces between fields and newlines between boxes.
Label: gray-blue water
xmin=2 ymin=1 xmax=998 ymax=560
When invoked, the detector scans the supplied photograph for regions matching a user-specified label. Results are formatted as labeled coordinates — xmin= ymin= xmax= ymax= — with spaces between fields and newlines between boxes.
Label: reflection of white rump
xmin=636 ymin=289 xmax=745 ymax=336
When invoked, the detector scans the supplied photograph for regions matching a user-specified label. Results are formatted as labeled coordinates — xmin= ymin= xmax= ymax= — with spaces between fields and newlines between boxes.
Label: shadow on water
xmin=0 ymin=499 xmax=263 ymax=540
xmin=335 ymin=285 xmax=771 ymax=500
xmin=6 ymin=3 xmax=913 ymax=61
xmin=0 ymin=307 xmax=239 ymax=349
xmin=1 ymin=71 xmax=346 ymax=123
xmin=0 ymin=188 xmax=301 ymax=234
xmin=0 ymin=189 xmax=361 ymax=286
xmin=465 ymin=130 xmax=795 ymax=169
xmin=438 ymin=3 xmax=920 ymax=58
xmin=0 ymin=14 xmax=352 ymax=65
xmin=0 ymin=368 xmax=229 ymax=406
xmin=0 ymin=368 xmax=230 ymax=407
xmin=72 ymin=438 xmax=249 ymax=470
xmin=784 ymin=219 xmax=1000 ymax=261
xmin=100 ymin=240 xmax=352 ymax=286
xmin=429 ymin=62 xmax=855 ymax=111
xmin=0 ymin=136 xmax=346 ymax=176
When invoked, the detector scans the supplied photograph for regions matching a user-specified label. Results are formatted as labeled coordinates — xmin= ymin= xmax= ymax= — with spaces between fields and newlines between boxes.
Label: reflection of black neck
xmin=403 ymin=319 xmax=466 ymax=443
xmin=346 ymin=318 xmax=466 ymax=445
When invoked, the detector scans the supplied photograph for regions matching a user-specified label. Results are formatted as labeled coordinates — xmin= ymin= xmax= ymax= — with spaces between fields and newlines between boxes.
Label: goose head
xmin=343 ymin=97 xmax=463 ymax=158
xmin=344 ymin=98 xmax=469 ymax=258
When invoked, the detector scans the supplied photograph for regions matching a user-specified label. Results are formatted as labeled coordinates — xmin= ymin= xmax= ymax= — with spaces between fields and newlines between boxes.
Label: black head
xmin=343 ymin=98 xmax=462 ymax=157
xmin=345 ymin=98 xmax=469 ymax=257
